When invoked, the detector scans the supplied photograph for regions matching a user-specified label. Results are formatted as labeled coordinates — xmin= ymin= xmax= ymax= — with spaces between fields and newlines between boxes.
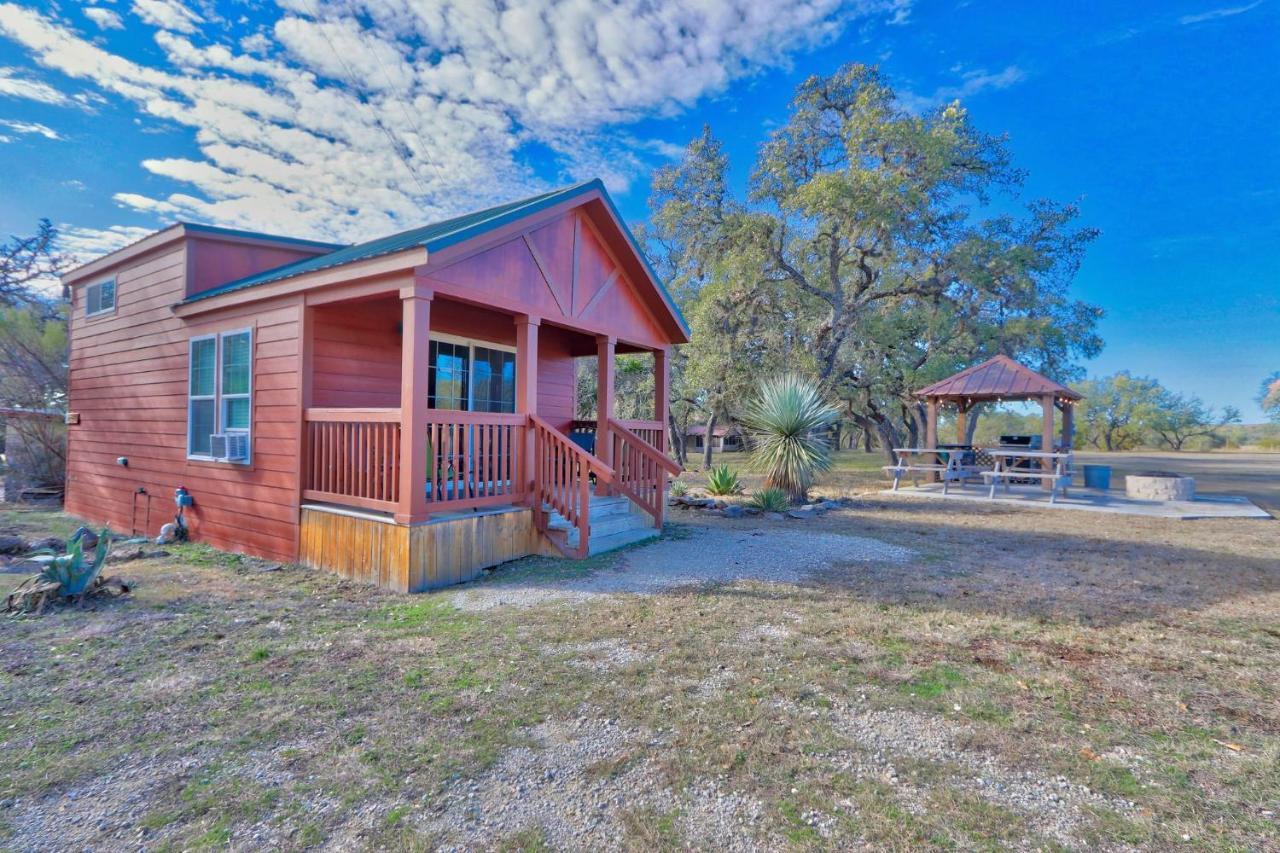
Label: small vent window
xmin=85 ymin=278 xmax=116 ymax=316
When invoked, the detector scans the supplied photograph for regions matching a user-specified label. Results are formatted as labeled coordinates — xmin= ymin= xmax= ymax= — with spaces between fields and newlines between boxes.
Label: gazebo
xmin=914 ymin=355 xmax=1082 ymax=486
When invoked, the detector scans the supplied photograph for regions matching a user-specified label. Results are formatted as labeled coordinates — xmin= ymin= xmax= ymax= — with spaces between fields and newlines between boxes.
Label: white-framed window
xmin=187 ymin=328 xmax=253 ymax=461
xmin=85 ymin=277 xmax=116 ymax=317
xmin=427 ymin=333 xmax=516 ymax=413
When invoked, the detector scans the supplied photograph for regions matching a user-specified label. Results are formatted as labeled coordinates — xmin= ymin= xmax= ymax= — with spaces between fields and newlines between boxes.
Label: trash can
xmin=1082 ymin=464 xmax=1111 ymax=490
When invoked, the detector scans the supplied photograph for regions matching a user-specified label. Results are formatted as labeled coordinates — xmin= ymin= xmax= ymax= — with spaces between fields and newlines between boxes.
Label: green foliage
xmin=748 ymin=486 xmax=790 ymax=513
xmin=1259 ymin=372 xmax=1280 ymax=424
xmin=1075 ymin=373 xmax=1164 ymax=451
xmin=647 ymin=65 xmax=1103 ymax=462
xmin=37 ymin=529 xmax=111 ymax=597
xmin=668 ymin=479 xmax=689 ymax=498
xmin=1075 ymin=373 xmax=1240 ymax=451
xmin=743 ymin=374 xmax=838 ymax=502
xmin=704 ymin=464 xmax=742 ymax=496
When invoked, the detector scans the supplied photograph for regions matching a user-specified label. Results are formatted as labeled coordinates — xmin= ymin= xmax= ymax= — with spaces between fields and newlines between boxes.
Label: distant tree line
xmin=0 ymin=219 xmax=69 ymax=492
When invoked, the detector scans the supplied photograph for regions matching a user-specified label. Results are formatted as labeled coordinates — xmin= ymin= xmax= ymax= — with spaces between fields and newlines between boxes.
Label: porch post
xmin=396 ymin=285 xmax=432 ymax=524
xmin=514 ymin=315 xmax=540 ymax=497
xmin=925 ymin=398 xmax=939 ymax=482
xmin=653 ymin=348 xmax=669 ymax=453
xmin=1040 ymin=394 xmax=1055 ymax=491
xmin=597 ymin=335 xmax=616 ymax=473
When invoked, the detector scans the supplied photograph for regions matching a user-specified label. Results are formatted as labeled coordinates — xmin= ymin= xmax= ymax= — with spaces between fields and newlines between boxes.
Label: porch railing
xmin=303 ymin=408 xmax=402 ymax=513
xmin=424 ymin=411 xmax=528 ymax=511
xmin=302 ymin=409 xmax=666 ymax=548
xmin=608 ymin=418 xmax=682 ymax=528
xmin=569 ymin=418 xmax=666 ymax=453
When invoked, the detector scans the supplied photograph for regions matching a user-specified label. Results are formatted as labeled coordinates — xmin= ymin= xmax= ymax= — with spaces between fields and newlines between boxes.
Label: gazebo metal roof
xmin=914 ymin=355 xmax=1081 ymax=401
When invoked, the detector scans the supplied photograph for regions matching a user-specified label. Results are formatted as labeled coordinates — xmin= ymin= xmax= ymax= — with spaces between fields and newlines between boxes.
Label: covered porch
xmin=296 ymin=285 xmax=676 ymax=590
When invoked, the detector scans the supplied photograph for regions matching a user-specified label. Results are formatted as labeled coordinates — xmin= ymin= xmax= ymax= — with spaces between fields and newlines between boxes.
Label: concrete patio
xmin=882 ymin=481 xmax=1272 ymax=519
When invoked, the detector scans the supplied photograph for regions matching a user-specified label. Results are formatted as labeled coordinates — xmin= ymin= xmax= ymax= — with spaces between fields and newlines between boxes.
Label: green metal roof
xmin=182 ymin=178 xmax=690 ymax=337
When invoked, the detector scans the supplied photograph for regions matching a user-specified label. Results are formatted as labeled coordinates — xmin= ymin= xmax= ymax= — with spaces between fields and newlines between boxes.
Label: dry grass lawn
xmin=1 ymin=490 xmax=1277 ymax=851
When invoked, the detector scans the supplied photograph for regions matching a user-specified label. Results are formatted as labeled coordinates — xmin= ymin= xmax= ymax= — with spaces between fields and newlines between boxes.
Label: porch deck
xmin=883 ymin=482 xmax=1270 ymax=519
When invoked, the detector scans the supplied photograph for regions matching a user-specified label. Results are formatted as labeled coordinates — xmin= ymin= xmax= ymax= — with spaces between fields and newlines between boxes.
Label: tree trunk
xmin=702 ymin=412 xmax=717 ymax=470
xmin=667 ymin=411 xmax=687 ymax=467
xmin=862 ymin=427 xmax=873 ymax=454
xmin=964 ymin=404 xmax=982 ymax=445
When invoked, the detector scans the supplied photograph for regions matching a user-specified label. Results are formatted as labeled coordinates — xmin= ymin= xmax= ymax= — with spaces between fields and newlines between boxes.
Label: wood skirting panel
xmin=300 ymin=505 xmax=551 ymax=593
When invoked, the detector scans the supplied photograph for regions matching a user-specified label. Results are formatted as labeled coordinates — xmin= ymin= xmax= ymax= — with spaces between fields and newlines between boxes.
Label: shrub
xmin=5 ymin=527 xmax=129 ymax=614
xmin=743 ymin=374 xmax=839 ymax=503
xmin=705 ymin=464 xmax=742 ymax=496
xmin=669 ymin=479 xmax=689 ymax=497
xmin=748 ymin=486 xmax=790 ymax=513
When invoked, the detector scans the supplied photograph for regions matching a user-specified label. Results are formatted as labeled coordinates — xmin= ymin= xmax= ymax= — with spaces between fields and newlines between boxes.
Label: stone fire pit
xmin=1126 ymin=472 xmax=1195 ymax=501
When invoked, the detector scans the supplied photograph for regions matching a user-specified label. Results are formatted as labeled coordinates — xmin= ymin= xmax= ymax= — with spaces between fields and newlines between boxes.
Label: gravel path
xmin=419 ymin=714 xmax=769 ymax=851
xmin=450 ymin=525 xmax=913 ymax=611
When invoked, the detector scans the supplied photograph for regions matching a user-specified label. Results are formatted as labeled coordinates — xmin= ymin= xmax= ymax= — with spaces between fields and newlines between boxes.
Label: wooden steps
xmin=543 ymin=494 xmax=658 ymax=556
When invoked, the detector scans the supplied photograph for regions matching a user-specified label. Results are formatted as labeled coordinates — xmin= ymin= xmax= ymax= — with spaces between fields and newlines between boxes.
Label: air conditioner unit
xmin=209 ymin=432 xmax=250 ymax=462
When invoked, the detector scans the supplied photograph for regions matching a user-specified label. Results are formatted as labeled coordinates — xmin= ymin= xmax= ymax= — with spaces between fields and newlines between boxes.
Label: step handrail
xmin=607 ymin=417 xmax=681 ymax=528
xmin=607 ymin=418 xmax=682 ymax=475
xmin=529 ymin=414 xmax=614 ymax=558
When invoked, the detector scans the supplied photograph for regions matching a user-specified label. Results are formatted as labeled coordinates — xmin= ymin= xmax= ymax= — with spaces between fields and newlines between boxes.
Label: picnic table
xmin=983 ymin=449 xmax=1072 ymax=503
xmin=884 ymin=448 xmax=982 ymax=494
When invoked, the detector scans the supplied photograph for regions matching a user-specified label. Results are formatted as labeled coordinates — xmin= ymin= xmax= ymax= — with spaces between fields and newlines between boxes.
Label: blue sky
xmin=1 ymin=0 xmax=1276 ymax=418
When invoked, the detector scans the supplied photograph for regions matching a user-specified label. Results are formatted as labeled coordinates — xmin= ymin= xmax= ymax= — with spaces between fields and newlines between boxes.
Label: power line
xmin=300 ymin=0 xmax=432 ymax=201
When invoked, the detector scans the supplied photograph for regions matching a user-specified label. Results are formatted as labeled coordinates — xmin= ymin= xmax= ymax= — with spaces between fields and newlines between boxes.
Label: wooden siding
xmin=537 ymin=325 xmax=577 ymax=433
xmin=186 ymin=236 xmax=330 ymax=298
xmin=421 ymin=209 xmax=668 ymax=350
xmin=310 ymin=294 xmax=580 ymax=428
xmin=66 ymin=241 xmax=304 ymax=561
xmin=312 ymin=300 xmax=401 ymax=408
xmin=299 ymin=505 xmax=550 ymax=593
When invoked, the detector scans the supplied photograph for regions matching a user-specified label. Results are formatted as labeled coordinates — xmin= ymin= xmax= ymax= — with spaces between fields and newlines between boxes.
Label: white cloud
xmin=1179 ymin=2 xmax=1262 ymax=25
xmin=131 ymin=0 xmax=203 ymax=34
xmin=0 ymin=0 xmax=912 ymax=250
xmin=84 ymin=7 xmax=125 ymax=30
xmin=57 ymin=224 xmax=158 ymax=262
xmin=898 ymin=64 xmax=1027 ymax=113
xmin=0 ymin=118 xmax=62 ymax=139
xmin=0 ymin=65 xmax=69 ymax=104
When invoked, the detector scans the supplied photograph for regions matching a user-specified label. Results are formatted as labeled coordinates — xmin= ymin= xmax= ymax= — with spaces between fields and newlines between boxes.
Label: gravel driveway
xmin=448 ymin=525 xmax=914 ymax=611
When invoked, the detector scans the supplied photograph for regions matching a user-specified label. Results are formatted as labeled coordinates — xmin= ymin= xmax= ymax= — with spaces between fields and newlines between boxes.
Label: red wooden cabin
xmin=62 ymin=180 xmax=687 ymax=591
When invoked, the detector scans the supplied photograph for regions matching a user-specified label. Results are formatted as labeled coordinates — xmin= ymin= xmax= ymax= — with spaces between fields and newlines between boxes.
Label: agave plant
xmin=743 ymin=374 xmax=839 ymax=503
xmin=705 ymin=463 xmax=743 ymax=496
xmin=5 ymin=528 xmax=128 ymax=614
xmin=748 ymin=486 xmax=790 ymax=513
xmin=669 ymin=479 xmax=690 ymax=498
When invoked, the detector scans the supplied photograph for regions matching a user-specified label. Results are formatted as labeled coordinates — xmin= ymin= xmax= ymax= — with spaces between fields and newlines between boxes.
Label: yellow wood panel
xmin=302 ymin=506 xmax=548 ymax=593
xmin=299 ymin=507 xmax=410 ymax=592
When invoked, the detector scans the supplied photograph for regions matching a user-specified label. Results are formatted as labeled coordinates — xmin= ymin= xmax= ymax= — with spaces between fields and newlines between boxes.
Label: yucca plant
xmin=748 ymin=486 xmax=790 ymax=513
xmin=743 ymin=373 xmax=839 ymax=503
xmin=669 ymin=479 xmax=689 ymax=498
xmin=705 ymin=463 xmax=743 ymax=496
xmin=5 ymin=528 xmax=128 ymax=614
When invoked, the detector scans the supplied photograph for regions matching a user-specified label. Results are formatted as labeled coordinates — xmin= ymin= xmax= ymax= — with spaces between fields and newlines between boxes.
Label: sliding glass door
xmin=425 ymin=336 xmax=518 ymax=501
xmin=427 ymin=338 xmax=515 ymax=413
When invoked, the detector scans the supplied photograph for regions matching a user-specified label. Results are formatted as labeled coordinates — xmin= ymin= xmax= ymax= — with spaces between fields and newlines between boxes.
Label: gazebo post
xmin=1061 ymin=400 xmax=1074 ymax=451
xmin=925 ymin=398 xmax=939 ymax=482
xmin=1040 ymin=394 xmax=1055 ymax=491
xmin=955 ymin=401 xmax=969 ymax=445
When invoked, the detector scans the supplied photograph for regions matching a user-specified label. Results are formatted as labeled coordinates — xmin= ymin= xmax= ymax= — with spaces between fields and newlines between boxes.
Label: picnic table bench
xmin=884 ymin=448 xmax=983 ymax=494
xmin=982 ymin=449 xmax=1072 ymax=504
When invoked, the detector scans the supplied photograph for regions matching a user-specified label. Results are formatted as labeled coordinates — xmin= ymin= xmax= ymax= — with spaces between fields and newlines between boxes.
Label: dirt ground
xmin=1 ymin=499 xmax=1277 ymax=851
